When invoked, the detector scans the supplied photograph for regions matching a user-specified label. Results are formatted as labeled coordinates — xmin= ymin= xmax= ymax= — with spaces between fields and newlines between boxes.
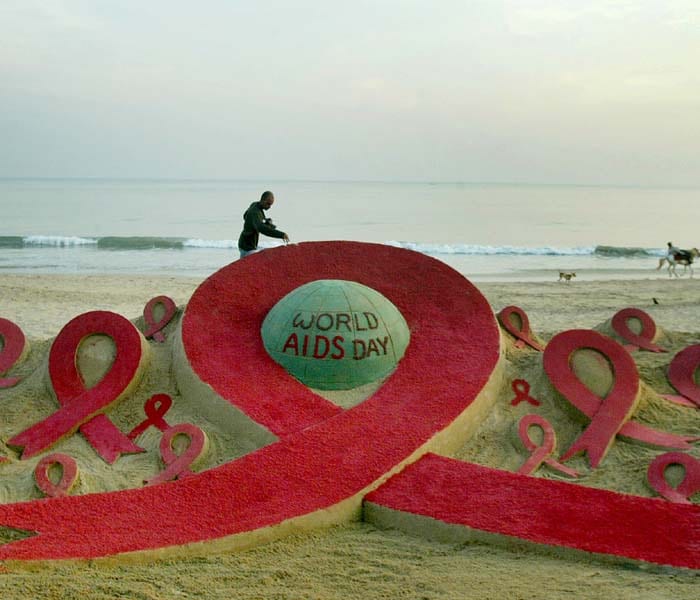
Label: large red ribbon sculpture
xmin=8 ymin=311 xmax=147 ymax=463
xmin=0 ymin=242 xmax=501 ymax=561
xmin=543 ymin=329 xmax=697 ymax=468
xmin=611 ymin=307 xmax=666 ymax=353
xmin=0 ymin=317 xmax=28 ymax=388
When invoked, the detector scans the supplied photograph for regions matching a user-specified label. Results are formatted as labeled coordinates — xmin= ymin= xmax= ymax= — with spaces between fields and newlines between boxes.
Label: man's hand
xmin=283 ymin=233 xmax=290 ymax=244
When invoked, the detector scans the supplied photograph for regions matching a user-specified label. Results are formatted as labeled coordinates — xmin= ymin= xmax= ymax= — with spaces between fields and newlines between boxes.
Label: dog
xmin=558 ymin=271 xmax=576 ymax=282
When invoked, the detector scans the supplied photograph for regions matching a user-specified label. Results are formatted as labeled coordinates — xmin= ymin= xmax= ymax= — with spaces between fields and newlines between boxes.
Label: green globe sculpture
xmin=261 ymin=279 xmax=410 ymax=390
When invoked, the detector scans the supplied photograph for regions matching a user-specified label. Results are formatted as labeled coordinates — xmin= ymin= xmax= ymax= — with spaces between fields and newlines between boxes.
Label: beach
xmin=0 ymin=272 xmax=698 ymax=599
xmin=2 ymin=272 xmax=700 ymax=339
xmin=4 ymin=1 xmax=700 ymax=595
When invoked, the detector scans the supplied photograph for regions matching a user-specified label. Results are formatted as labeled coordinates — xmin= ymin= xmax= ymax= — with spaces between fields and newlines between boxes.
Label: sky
xmin=1 ymin=1 xmax=699 ymax=185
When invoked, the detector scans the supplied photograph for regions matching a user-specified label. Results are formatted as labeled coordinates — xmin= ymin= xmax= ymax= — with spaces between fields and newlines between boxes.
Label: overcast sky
xmin=1 ymin=1 xmax=699 ymax=185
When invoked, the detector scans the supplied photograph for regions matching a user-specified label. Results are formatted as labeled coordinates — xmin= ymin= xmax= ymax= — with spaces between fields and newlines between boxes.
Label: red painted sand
xmin=365 ymin=453 xmax=700 ymax=570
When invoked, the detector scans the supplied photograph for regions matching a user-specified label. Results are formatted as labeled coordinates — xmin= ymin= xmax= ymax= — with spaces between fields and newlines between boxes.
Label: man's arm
xmin=250 ymin=209 xmax=288 ymax=241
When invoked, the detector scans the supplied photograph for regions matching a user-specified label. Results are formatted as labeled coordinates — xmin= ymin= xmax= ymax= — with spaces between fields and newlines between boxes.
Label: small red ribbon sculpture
xmin=543 ymin=329 xmax=698 ymax=468
xmin=143 ymin=295 xmax=177 ymax=343
xmin=145 ymin=423 xmax=208 ymax=485
xmin=497 ymin=306 xmax=545 ymax=351
xmin=611 ymin=307 xmax=666 ymax=353
xmin=517 ymin=414 xmax=578 ymax=477
xmin=128 ymin=393 xmax=173 ymax=440
xmin=34 ymin=453 xmax=79 ymax=497
xmin=8 ymin=311 xmax=147 ymax=463
xmin=647 ymin=452 xmax=700 ymax=504
xmin=510 ymin=379 xmax=540 ymax=407
xmin=0 ymin=317 xmax=28 ymax=388
xmin=662 ymin=344 xmax=700 ymax=408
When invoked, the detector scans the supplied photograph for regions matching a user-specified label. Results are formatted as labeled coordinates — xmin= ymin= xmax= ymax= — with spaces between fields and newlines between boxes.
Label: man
xmin=667 ymin=241 xmax=689 ymax=261
xmin=238 ymin=191 xmax=289 ymax=258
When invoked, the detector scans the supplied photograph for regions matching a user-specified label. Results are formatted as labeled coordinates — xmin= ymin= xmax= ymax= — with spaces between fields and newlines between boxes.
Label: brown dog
xmin=558 ymin=271 xmax=576 ymax=282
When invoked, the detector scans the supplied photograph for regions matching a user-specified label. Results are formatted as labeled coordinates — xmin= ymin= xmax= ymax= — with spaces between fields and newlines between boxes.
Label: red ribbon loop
xmin=145 ymin=423 xmax=208 ymax=485
xmin=611 ymin=308 xmax=666 ymax=353
xmin=0 ymin=317 xmax=28 ymax=388
xmin=34 ymin=453 xmax=79 ymax=497
xmin=543 ymin=329 xmax=697 ymax=469
xmin=647 ymin=452 xmax=700 ymax=504
xmin=517 ymin=414 xmax=578 ymax=477
xmin=497 ymin=306 xmax=545 ymax=351
xmin=143 ymin=296 xmax=177 ymax=343
xmin=128 ymin=393 xmax=173 ymax=440
xmin=8 ymin=311 xmax=147 ymax=463
xmin=510 ymin=379 xmax=540 ymax=406
xmin=663 ymin=344 xmax=700 ymax=408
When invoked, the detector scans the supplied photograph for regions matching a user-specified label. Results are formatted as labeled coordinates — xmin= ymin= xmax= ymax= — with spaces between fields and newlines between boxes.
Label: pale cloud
xmin=504 ymin=1 xmax=642 ymax=35
xmin=0 ymin=1 xmax=699 ymax=184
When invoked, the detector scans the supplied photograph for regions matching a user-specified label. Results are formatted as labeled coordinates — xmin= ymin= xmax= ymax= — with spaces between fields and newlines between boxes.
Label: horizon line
xmin=0 ymin=176 xmax=699 ymax=190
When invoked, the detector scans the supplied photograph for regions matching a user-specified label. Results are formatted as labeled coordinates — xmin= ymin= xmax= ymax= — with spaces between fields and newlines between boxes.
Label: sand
xmin=0 ymin=273 xmax=699 ymax=599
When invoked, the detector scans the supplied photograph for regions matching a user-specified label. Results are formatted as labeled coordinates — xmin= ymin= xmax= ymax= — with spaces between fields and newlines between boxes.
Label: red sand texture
xmin=365 ymin=453 xmax=700 ymax=570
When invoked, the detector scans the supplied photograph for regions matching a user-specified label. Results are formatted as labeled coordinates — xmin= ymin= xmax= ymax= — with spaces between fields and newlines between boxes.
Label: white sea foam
xmin=184 ymin=238 xmax=237 ymax=249
xmin=23 ymin=235 xmax=98 ymax=247
xmin=385 ymin=241 xmax=597 ymax=256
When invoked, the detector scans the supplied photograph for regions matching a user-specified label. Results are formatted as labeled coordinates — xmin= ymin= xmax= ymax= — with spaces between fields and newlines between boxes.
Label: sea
xmin=1 ymin=178 xmax=698 ymax=282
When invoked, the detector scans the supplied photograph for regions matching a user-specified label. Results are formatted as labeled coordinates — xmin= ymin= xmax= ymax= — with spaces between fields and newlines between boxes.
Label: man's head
xmin=260 ymin=191 xmax=275 ymax=209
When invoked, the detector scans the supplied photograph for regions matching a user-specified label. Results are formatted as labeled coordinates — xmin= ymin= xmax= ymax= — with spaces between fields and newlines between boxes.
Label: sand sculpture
xmin=0 ymin=241 xmax=697 ymax=569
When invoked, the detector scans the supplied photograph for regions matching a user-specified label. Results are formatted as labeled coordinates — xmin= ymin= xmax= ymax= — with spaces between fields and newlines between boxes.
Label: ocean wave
xmin=96 ymin=237 xmax=185 ymax=250
xmin=386 ymin=241 xmax=665 ymax=257
xmin=23 ymin=235 xmax=98 ymax=247
xmin=0 ymin=236 xmax=25 ymax=248
xmin=594 ymin=245 xmax=663 ymax=257
xmin=184 ymin=238 xmax=237 ymax=249
xmin=386 ymin=241 xmax=596 ymax=256
xmin=0 ymin=236 xmax=667 ymax=257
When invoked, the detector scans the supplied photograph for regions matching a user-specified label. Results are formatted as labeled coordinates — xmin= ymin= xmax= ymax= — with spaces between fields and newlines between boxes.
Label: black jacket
xmin=237 ymin=202 xmax=287 ymax=251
